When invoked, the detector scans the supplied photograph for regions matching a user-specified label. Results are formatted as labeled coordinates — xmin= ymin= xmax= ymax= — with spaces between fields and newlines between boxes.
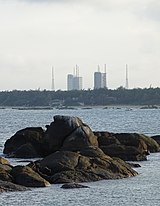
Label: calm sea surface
xmin=0 ymin=107 xmax=160 ymax=206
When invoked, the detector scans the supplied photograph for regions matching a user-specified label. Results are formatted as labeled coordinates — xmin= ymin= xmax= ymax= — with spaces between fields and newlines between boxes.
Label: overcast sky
xmin=0 ymin=0 xmax=160 ymax=90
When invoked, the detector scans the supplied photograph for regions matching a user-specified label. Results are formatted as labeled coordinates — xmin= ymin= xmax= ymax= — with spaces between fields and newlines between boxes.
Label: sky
xmin=0 ymin=0 xmax=160 ymax=91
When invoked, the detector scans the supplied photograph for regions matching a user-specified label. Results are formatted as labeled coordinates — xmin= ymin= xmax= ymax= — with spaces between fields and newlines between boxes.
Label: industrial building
xmin=67 ymin=66 xmax=83 ymax=91
xmin=94 ymin=65 xmax=107 ymax=89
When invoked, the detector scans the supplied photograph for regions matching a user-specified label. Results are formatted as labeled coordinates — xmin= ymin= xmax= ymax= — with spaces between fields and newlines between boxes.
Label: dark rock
xmin=100 ymin=144 xmax=147 ymax=161
xmin=13 ymin=143 xmax=40 ymax=158
xmin=79 ymin=146 xmax=107 ymax=158
xmin=1 ymin=115 xmax=143 ymax=189
xmin=0 ymin=167 xmax=13 ymax=182
xmin=61 ymin=125 xmax=98 ymax=151
xmin=148 ymin=135 xmax=160 ymax=148
xmin=0 ymin=180 xmax=29 ymax=193
xmin=3 ymin=116 xmax=98 ymax=158
xmin=44 ymin=115 xmax=98 ymax=154
xmin=40 ymin=151 xmax=80 ymax=174
xmin=0 ymin=163 xmax=12 ymax=172
xmin=115 ymin=133 xmax=160 ymax=153
xmin=27 ymin=161 xmax=52 ymax=183
xmin=96 ymin=132 xmax=157 ymax=161
xmin=94 ymin=131 xmax=120 ymax=146
xmin=61 ymin=183 xmax=89 ymax=189
xmin=114 ymin=133 xmax=147 ymax=150
xmin=11 ymin=165 xmax=51 ymax=187
xmin=38 ymin=150 xmax=138 ymax=184
xmin=127 ymin=163 xmax=141 ymax=168
xmin=4 ymin=115 xmax=156 ymax=163
xmin=3 ymin=127 xmax=45 ymax=158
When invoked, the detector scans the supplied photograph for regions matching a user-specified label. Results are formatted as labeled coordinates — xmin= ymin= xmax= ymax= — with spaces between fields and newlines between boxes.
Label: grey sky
xmin=0 ymin=0 xmax=160 ymax=90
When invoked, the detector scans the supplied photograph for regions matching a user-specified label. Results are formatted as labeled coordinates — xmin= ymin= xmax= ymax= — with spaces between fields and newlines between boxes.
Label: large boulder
xmin=37 ymin=149 xmax=138 ymax=184
xmin=44 ymin=115 xmax=98 ymax=154
xmin=3 ymin=127 xmax=45 ymax=158
xmin=11 ymin=166 xmax=51 ymax=187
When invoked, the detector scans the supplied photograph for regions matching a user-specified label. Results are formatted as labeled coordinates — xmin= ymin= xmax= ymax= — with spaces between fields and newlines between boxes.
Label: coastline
xmin=0 ymin=104 xmax=159 ymax=111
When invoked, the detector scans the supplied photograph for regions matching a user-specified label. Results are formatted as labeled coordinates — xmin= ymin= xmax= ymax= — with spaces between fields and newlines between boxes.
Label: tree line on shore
xmin=0 ymin=87 xmax=160 ymax=107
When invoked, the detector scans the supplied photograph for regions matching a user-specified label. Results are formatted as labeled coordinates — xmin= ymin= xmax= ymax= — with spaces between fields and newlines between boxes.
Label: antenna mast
xmin=51 ymin=66 xmax=55 ymax=91
xmin=76 ymin=65 xmax=78 ymax=77
xmin=125 ymin=64 xmax=129 ymax=89
xmin=104 ymin=64 xmax=107 ymax=88
xmin=104 ymin=64 xmax=107 ymax=73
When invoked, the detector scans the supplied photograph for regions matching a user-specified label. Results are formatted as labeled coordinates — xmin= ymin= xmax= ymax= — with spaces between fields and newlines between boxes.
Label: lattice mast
xmin=125 ymin=64 xmax=129 ymax=89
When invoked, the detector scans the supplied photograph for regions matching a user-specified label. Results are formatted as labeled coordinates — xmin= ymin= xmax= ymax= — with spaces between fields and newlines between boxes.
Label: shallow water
xmin=0 ymin=107 xmax=160 ymax=206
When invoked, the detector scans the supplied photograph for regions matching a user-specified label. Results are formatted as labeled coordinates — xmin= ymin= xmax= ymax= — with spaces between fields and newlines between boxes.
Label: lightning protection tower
xmin=51 ymin=66 xmax=55 ymax=91
xmin=125 ymin=64 xmax=129 ymax=89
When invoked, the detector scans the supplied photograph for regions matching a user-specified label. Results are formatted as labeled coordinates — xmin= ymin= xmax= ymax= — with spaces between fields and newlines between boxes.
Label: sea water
xmin=0 ymin=107 xmax=160 ymax=206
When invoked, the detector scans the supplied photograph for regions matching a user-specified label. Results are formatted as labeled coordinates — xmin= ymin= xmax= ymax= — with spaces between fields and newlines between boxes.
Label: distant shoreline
xmin=0 ymin=105 xmax=159 ymax=110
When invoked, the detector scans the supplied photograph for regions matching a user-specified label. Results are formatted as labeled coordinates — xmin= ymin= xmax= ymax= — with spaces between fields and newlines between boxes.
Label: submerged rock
xmin=61 ymin=183 xmax=89 ymax=189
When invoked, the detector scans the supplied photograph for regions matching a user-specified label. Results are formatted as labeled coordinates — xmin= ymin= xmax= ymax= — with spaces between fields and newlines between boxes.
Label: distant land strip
xmin=0 ymin=87 xmax=160 ymax=107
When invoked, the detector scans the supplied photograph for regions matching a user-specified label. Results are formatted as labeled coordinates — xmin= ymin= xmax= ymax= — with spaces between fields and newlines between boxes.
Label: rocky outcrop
xmin=0 ymin=148 xmax=137 ymax=192
xmin=3 ymin=116 xmax=98 ymax=158
xmin=2 ymin=115 xmax=160 ymax=193
xmin=3 ymin=115 xmax=159 ymax=162
xmin=32 ymin=148 xmax=138 ymax=184
xmin=1 ymin=115 xmax=145 ymax=192
xmin=95 ymin=132 xmax=160 ymax=161
xmin=4 ymin=115 xmax=158 ymax=162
